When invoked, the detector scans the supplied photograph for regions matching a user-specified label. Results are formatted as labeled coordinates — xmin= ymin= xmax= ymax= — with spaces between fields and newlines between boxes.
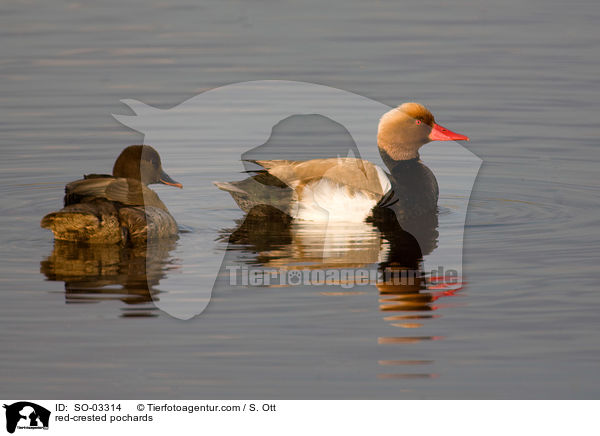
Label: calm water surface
xmin=1 ymin=0 xmax=599 ymax=398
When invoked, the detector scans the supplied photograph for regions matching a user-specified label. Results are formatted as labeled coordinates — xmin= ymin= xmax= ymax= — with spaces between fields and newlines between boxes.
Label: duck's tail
xmin=213 ymin=180 xmax=260 ymax=213
xmin=213 ymin=176 xmax=294 ymax=216
xmin=213 ymin=181 xmax=247 ymax=196
xmin=41 ymin=202 xmax=124 ymax=244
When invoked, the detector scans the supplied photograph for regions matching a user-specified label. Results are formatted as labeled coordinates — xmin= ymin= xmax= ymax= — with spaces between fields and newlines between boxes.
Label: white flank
xmin=294 ymin=178 xmax=379 ymax=223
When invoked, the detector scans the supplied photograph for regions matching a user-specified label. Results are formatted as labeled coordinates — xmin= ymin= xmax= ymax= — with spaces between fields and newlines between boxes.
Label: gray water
xmin=1 ymin=0 xmax=599 ymax=399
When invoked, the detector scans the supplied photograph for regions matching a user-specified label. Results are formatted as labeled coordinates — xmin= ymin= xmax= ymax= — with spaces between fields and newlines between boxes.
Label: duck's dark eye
xmin=415 ymin=120 xmax=422 ymax=125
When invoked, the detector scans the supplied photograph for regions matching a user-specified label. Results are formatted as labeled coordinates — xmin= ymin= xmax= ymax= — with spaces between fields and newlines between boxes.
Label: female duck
xmin=215 ymin=103 xmax=468 ymax=223
xmin=41 ymin=145 xmax=182 ymax=245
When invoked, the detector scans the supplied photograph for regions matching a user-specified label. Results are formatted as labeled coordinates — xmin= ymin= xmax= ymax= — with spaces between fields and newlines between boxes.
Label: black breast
xmin=385 ymin=157 xmax=439 ymax=219
xmin=371 ymin=154 xmax=439 ymax=256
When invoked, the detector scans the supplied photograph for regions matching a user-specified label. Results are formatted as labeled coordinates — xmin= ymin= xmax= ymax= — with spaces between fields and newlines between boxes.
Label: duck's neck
xmin=378 ymin=145 xmax=420 ymax=172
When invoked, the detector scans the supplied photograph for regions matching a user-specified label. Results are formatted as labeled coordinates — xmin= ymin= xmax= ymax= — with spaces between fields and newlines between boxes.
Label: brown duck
xmin=41 ymin=145 xmax=182 ymax=245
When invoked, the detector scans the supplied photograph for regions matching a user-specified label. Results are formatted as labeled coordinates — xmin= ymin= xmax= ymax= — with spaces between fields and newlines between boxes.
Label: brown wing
xmin=65 ymin=177 xmax=168 ymax=210
xmin=255 ymin=158 xmax=389 ymax=198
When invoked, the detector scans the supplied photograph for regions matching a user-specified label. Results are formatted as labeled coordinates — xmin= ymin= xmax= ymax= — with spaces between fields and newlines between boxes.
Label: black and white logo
xmin=3 ymin=402 xmax=50 ymax=434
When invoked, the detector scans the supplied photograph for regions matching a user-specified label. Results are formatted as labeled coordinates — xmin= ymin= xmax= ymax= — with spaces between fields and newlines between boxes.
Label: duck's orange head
xmin=378 ymin=103 xmax=469 ymax=161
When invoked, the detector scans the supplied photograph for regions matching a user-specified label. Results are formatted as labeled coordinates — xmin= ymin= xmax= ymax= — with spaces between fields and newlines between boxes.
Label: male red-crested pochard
xmin=41 ymin=145 xmax=182 ymax=244
xmin=215 ymin=103 xmax=468 ymax=223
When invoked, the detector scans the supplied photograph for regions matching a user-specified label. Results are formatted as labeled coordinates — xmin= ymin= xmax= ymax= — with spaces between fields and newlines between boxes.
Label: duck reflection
xmin=40 ymin=239 xmax=177 ymax=317
xmin=221 ymin=203 xmax=460 ymax=379
xmin=224 ymin=205 xmax=385 ymax=269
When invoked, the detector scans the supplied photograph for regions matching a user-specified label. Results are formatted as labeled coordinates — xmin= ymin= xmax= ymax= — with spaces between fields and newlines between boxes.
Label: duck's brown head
xmin=112 ymin=145 xmax=183 ymax=188
xmin=377 ymin=102 xmax=469 ymax=162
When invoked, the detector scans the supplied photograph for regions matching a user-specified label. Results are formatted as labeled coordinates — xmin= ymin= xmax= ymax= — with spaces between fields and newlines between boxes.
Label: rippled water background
xmin=1 ymin=0 xmax=599 ymax=398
